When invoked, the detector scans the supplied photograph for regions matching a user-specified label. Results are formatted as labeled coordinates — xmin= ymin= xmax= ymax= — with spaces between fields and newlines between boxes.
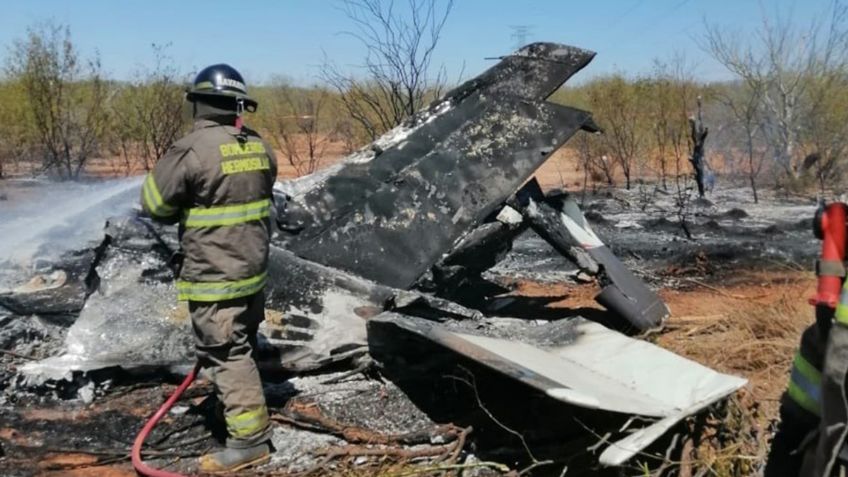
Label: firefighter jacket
xmin=140 ymin=119 xmax=278 ymax=302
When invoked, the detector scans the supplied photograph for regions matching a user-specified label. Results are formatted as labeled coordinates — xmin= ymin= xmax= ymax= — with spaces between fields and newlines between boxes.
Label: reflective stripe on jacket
xmin=788 ymin=350 xmax=823 ymax=416
xmin=837 ymin=284 xmax=848 ymax=325
xmin=784 ymin=317 xmax=829 ymax=420
xmin=140 ymin=119 xmax=277 ymax=301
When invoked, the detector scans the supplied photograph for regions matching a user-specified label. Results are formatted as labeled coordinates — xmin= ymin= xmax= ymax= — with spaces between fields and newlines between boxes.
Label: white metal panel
xmin=457 ymin=320 xmax=745 ymax=418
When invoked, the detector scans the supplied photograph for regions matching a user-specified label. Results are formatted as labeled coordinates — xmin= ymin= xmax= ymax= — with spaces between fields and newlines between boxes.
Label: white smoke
xmin=0 ymin=177 xmax=142 ymax=264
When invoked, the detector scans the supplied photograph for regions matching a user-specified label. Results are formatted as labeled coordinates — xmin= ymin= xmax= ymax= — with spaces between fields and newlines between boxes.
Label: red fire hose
xmin=132 ymin=364 xmax=200 ymax=477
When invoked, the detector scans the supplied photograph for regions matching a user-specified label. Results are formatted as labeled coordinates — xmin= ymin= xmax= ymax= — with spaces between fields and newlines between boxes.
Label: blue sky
xmin=0 ymin=0 xmax=836 ymax=85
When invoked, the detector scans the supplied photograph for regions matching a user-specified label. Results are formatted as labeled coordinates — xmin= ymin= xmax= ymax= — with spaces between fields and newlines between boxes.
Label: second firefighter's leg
xmin=766 ymin=324 xmax=824 ymax=477
xmin=192 ymin=293 xmax=271 ymax=473
xmin=811 ymin=320 xmax=848 ymax=476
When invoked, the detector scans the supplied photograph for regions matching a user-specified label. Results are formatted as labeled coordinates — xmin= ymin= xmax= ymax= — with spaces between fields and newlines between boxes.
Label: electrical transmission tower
xmin=509 ymin=25 xmax=534 ymax=50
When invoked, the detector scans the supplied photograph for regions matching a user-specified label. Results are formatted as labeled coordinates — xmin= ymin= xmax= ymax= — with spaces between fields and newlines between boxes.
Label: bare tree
xmin=0 ymin=80 xmax=32 ymax=178
xmin=649 ymin=75 xmax=674 ymax=191
xmin=113 ymin=44 xmax=187 ymax=173
xmin=649 ymin=56 xmax=697 ymax=192
xmin=262 ymin=81 xmax=336 ymax=176
xmin=322 ymin=0 xmax=454 ymax=141
xmin=718 ymin=82 xmax=767 ymax=202
xmin=703 ymin=1 xmax=848 ymax=180
xmin=800 ymin=60 xmax=848 ymax=191
xmin=587 ymin=76 xmax=647 ymax=190
xmin=689 ymin=96 xmax=709 ymax=198
xmin=7 ymin=23 xmax=109 ymax=179
xmin=674 ymin=177 xmax=695 ymax=239
xmin=574 ymin=130 xmax=611 ymax=203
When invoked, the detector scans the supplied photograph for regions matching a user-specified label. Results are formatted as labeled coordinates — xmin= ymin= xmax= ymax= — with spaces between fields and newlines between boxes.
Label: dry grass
xmin=647 ymin=271 xmax=814 ymax=476
xmin=658 ymin=276 xmax=810 ymax=412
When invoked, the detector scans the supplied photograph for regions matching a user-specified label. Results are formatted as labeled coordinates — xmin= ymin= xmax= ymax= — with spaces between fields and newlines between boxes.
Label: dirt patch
xmin=37 ymin=453 xmax=136 ymax=477
xmin=501 ymin=278 xmax=600 ymax=308
xmin=0 ymin=427 xmax=41 ymax=447
xmin=533 ymin=148 xmax=585 ymax=190
xmin=78 ymin=138 xmax=351 ymax=182
xmin=21 ymin=408 xmax=89 ymax=422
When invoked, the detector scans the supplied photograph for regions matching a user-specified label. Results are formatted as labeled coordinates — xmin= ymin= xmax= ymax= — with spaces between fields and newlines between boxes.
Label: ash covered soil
xmin=492 ymin=185 xmax=817 ymax=285
xmin=0 ymin=181 xmax=820 ymax=476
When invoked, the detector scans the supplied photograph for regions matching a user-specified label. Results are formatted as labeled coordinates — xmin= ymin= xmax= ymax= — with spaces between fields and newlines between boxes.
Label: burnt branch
xmin=7 ymin=22 xmax=110 ymax=179
xmin=321 ymin=0 xmax=453 ymax=141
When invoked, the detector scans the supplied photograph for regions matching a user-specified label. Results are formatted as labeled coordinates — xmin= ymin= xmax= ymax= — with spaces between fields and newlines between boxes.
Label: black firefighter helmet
xmin=186 ymin=64 xmax=258 ymax=113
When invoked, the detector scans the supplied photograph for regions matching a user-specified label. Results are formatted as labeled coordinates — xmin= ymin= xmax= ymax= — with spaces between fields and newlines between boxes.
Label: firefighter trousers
xmin=806 ymin=322 xmax=848 ymax=475
xmin=766 ymin=323 xmax=825 ymax=477
xmin=190 ymin=291 xmax=271 ymax=448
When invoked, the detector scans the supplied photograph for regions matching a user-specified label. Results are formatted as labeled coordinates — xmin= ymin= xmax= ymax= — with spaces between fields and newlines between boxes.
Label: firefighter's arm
xmin=265 ymin=140 xmax=278 ymax=186
xmin=140 ymin=144 xmax=192 ymax=224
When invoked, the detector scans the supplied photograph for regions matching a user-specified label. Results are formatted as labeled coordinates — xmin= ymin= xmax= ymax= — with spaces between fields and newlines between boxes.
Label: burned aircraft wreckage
xmin=0 ymin=43 xmax=745 ymax=467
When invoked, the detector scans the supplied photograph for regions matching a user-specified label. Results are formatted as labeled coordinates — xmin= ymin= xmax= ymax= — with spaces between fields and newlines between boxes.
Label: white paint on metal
xmin=545 ymin=387 xmax=602 ymax=408
xmin=558 ymin=209 xmax=603 ymax=248
xmin=496 ymin=205 xmax=524 ymax=225
xmin=454 ymin=319 xmax=746 ymax=466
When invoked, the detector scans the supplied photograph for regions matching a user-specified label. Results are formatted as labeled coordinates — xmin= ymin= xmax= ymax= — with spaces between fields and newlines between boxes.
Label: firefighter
xmin=765 ymin=204 xmax=848 ymax=476
xmin=809 ymin=284 xmax=848 ymax=476
xmin=140 ymin=64 xmax=277 ymax=473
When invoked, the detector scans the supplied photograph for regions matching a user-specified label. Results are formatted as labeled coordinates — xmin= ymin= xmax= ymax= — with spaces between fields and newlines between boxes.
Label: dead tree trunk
xmin=689 ymin=97 xmax=709 ymax=199
xmin=747 ymin=134 xmax=759 ymax=204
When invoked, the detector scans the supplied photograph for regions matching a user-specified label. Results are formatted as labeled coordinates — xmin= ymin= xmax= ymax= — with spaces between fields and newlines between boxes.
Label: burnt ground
xmin=0 ymin=183 xmax=821 ymax=476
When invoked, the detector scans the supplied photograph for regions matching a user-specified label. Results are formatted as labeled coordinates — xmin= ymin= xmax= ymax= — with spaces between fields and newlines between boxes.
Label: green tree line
xmin=3 ymin=5 xmax=848 ymax=203
xmin=0 ymin=22 xmax=428 ymax=180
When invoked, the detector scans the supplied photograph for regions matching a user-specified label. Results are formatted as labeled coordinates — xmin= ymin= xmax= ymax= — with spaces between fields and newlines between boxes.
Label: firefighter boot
xmin=198 ymin=442 xmax=270 ymax=474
